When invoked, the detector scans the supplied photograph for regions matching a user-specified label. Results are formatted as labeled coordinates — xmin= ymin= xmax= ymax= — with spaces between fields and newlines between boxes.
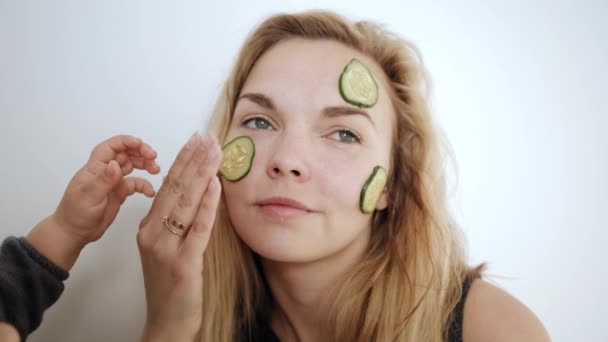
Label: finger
xmin=115 ymin=154 xmax=160 ymax=175
xmin=121 ymin=161 xmax=134 ymax=176
xmin=90 ymin=135 xmax=158 ymax=166
xmin=126 ymin=142 xmax=157 ymax=160
xmin=142 ymin=142 xmax=157 ymax=159
xmin=107 ymin=135 xmax=143 ymax=152
xmin=115 ymin=176 xmax=156 ymax=203
xmin=116 ymin=153 xmax=129 ymax=166
xmin=167 ymin=136 xmax=221 ymax=234
xmin=180 ymin=176 xmax=222 ymax=262
xmin=80 ymin=160 xmax=123 ymax=203
xmin=154 ymin=136 xmax=216 ymax=247
xmin=148 ymin=132 xmax=203 ymax=219
xmin=126 ymin=158 xmax=160 ymax=174
xmin=143 ymin=159 xmax=161 ymax=174
xmin=89 ymin=135 xmax=142 ymax=163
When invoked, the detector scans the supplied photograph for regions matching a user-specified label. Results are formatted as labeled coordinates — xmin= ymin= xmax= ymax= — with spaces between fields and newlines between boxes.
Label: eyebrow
xmin=322 ymin=106 xmax=375 ymax=127
xmin=237 ymin=93 xmax=276 ymax=111
xmin=237 ymin=92 xmax=375 ymax=127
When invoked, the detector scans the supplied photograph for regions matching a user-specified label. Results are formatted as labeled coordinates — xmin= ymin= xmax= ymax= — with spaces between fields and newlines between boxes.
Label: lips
xmin=256 ymin=196 xmax=313 ymax=212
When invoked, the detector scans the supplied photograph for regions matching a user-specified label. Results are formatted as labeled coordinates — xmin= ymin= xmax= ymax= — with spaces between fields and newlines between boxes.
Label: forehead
xmin=240 ymin=38 xmax=394 ymax=122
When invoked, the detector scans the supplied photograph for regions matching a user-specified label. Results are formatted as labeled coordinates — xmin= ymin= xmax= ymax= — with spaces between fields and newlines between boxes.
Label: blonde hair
xmin=201 ymin=10 xmax=486 ymax=341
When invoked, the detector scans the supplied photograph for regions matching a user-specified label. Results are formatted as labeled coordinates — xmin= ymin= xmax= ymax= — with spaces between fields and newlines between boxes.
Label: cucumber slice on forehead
xmin=219 ymin=136 xmax=255 ymax=182
xmin=339 ymin=58 xmax=379 ymax=108
xmin=360 ymin=166 xmax=387 ymax=214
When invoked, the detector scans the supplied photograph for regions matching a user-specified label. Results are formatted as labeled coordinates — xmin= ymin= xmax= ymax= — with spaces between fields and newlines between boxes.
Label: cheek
xmin=220 ymin=143 xmax=270 ymax=218
xmin=316 ymin=155 xmax=370 ymax=212
xmin=221 ymin=163 xmax=262 ymax=204
xmin=221 ymin=181 xmax=245 ymax=224
xmin=316 ymin=158 xmax=374 ymax=248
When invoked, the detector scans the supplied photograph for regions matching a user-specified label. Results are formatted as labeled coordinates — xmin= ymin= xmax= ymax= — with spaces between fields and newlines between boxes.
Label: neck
xmin=261 ymin=228 xmax=371 ymax=342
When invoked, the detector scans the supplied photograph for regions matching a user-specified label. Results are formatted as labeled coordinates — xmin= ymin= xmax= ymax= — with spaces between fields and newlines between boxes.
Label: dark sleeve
xmin=0 ymin=236 xmax=69 ymax=341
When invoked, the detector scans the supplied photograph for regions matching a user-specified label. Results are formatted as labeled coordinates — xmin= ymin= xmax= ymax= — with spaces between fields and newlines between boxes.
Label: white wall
xmin=1 ymin=1 xmax=606 ymax=341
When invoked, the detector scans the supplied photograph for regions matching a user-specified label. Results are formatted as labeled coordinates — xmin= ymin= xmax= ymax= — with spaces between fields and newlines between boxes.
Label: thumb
xmin=85 ymin=160 xmax=122 ymax=202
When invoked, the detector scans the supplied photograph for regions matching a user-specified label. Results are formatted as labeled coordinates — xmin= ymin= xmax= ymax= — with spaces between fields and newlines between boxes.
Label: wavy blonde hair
xmin=201 ymin=10 xmax=486 ymax=342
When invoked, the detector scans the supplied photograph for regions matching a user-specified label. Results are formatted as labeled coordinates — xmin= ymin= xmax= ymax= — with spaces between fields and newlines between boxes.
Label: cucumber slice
xmin=219 ymin=135 xmax=255 ymax=182
xmin=339 ymin=58 xmax=378 ymax=108
xmin=360 ymin=166 xmax=387 ymax=214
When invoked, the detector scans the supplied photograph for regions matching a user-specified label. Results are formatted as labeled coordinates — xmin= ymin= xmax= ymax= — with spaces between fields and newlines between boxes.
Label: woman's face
xmin=222 ymin=38 xmax=394 ymax=263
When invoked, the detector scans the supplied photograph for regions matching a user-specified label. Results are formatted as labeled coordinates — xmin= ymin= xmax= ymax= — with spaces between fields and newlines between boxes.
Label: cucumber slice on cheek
xmin=339 ymin=58 xmax=379 ymax=108
xmin=360 ymin=166 xmax=387 ymax=214
xmin=219 ymin=136 xmax=255 ymax=182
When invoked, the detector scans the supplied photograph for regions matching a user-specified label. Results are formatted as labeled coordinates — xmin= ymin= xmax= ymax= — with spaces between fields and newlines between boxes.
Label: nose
xmin=266 ymin=134 xmax=310 ymax=182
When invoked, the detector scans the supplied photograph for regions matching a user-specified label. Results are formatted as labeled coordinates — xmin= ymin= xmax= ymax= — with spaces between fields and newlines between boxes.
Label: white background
xmin=1 ymin=1 xmax=606 ymax=341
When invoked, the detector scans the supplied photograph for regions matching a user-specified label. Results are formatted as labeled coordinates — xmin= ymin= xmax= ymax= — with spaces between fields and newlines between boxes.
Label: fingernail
xmin=186 ymin=132 xmax=201 ymax=149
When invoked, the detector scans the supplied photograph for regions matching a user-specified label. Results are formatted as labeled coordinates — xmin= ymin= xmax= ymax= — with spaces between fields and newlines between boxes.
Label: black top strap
xmin=447 ymin=275 xmax=477 ymax=342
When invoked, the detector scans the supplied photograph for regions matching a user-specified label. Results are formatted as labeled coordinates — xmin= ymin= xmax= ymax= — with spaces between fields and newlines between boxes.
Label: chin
xmin=227 ymin=203 xmax=371 ymax=265
xmin=236 ymin=222 xmax=326 ymax=263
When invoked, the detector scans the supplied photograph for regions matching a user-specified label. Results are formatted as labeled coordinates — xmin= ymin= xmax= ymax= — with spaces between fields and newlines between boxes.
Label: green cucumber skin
xmin=359 ymin=166 xmax=387 ymax=214
xmin=220 ymin=136 xmax=255 ymax=182
xmin=339 ymin=58 xmax=379 ymax=108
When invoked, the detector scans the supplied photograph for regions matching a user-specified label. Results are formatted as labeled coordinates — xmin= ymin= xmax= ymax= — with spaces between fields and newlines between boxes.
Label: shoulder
xmin=462 ymin=279 xmax=551 ymax=342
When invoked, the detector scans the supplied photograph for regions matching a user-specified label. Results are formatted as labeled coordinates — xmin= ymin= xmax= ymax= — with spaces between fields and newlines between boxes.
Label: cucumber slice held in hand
xmin=339 ymin=58 xmax=379 ymax=108
xmin=219 ymin=135 xmax=255 ymax=182
xmin=360 ymin=166 xmax=388 ymax=214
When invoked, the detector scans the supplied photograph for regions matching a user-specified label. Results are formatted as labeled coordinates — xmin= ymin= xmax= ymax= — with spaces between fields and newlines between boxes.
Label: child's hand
xmin=53 ymin=134 xmax=160 ymax=245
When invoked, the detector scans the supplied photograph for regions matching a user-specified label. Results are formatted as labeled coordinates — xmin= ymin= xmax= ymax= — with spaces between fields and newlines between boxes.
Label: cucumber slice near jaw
xmin=219 ymin=136 xmax=255 ymax=182
xmin=339 ymin=58 xmax=379 ymax=108
xmin=360 ymin=166 xmax=387 ymax=214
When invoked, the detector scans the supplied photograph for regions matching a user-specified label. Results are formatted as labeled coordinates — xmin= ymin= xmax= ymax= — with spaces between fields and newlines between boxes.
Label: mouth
xmin=255 ymin=196 xmax=314 ymax=218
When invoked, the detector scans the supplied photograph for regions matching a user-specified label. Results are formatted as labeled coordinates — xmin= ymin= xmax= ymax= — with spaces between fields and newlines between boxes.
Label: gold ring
xmin=162 ymin=215 xmax=190 ymax=237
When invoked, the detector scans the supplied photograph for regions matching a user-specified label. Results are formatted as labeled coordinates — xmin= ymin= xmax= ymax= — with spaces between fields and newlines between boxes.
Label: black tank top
xmin=241 ymin=276 xmax=476 ymax=342
xmin=446 ymin=275 xmax=476 ymax=342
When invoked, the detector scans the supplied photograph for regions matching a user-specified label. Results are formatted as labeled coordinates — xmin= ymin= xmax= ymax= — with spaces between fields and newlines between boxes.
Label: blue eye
xmin=329 ymin=129 xmax=361 ymax=144
xmin=242 ymin=117 xmax=275 ymax=130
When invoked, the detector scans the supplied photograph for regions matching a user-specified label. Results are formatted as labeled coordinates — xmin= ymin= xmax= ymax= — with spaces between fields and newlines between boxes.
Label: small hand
xmin=53 ymin=134 xmax=160 ymax=245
